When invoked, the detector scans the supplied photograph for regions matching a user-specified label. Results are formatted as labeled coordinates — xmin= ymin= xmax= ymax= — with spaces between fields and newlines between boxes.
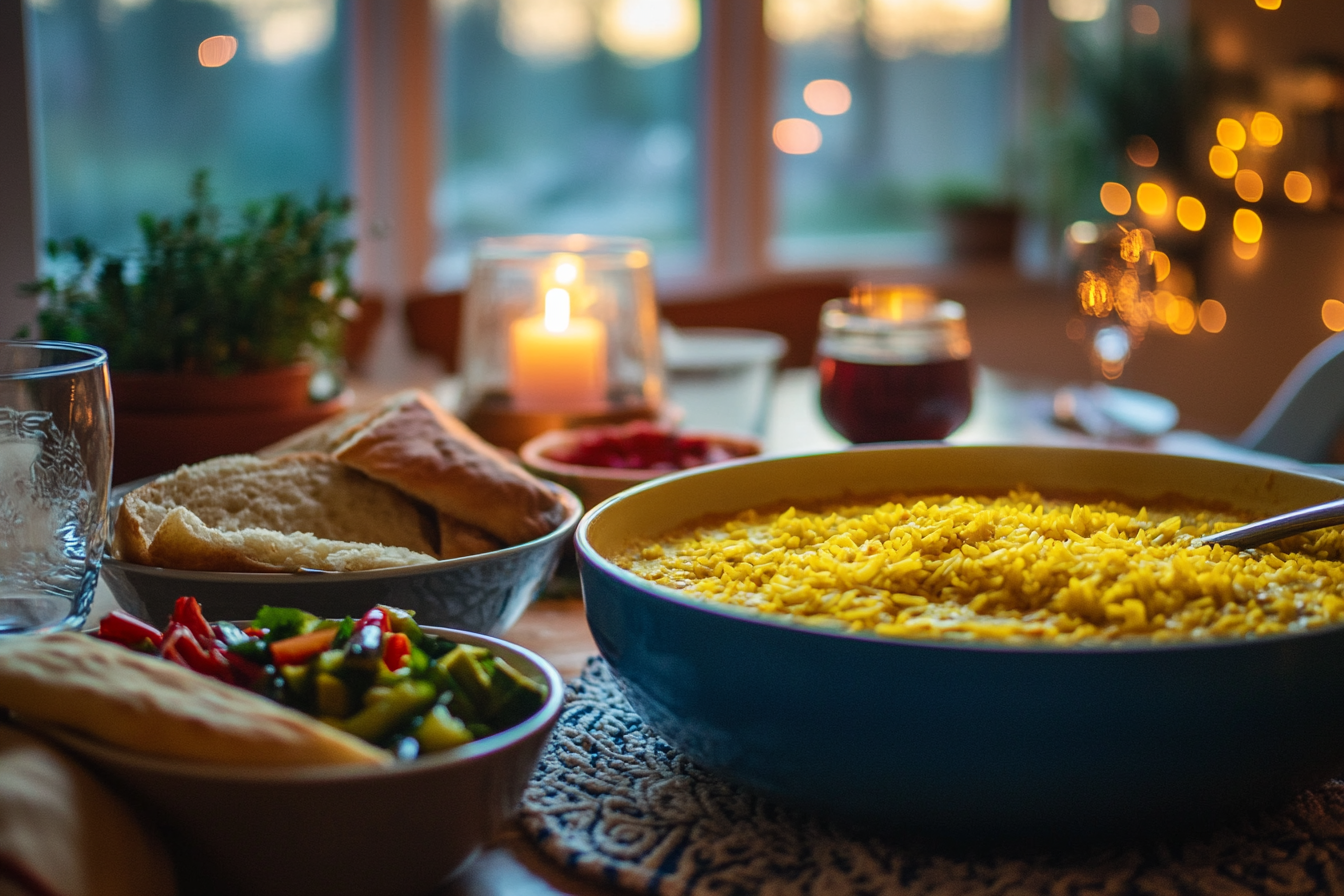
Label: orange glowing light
xmin=1118 ymin=228 xmax=1152 ymax=263
xmin=1151 ymin=250 xmax=1171 ymax=282
xmin=1078 ymin=271 xmax=1113 ymax=317
xmin=1216 ymin=118 xmax=1247 ymax=151
xmin=1100 ymin=182 xmax=1132 ymax=216
xmin=1232 ymin=236 xmax=1259 ymax=260
xmin=1135 ymin=183 xmax=1167 ymax=216
xmin=1284 ymin=171 xmax=1313 ymax=203
xmin=1126 ymin=135 xmax=1159 ymax=167
xmin=1324 ymin=300 xmax=1344 ymax=332
xmin=1255 ymin=0 xmax=1281 ymax=8
xmin=1209 ymin=146 xmax=1238 ymax=179
xmin=773 ymin=118 xmax=822 ymax=154
xmin=1251 ymin=111 xmax=1283 ymax=146
xmin=1198 ymin=299 xmax=1227 ymax=333
xmin=1234 ymin=169 xmax=1263 ymax=202
xmin=1175 ymin=196 xmax=1206 ymax=231
xmin=1153 ymin=290 xmax=1174 ymax=322
xmin=1169 ymin=297 xmax=1196 ymax=335
xmin=1130 ymin=4 xmax=1159 ymax=34
xmin=803 ymin=79 xmax=852 ymax=116
xmin=198 ymin=35 xmax=239 ymax=67
xmin=1233 ymin=208 xmax=1263 ymax=243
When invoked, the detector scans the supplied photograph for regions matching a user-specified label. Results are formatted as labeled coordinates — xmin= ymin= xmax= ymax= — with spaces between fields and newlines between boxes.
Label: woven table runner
xmin=519 ymin=659 xmax=1344 ymax=896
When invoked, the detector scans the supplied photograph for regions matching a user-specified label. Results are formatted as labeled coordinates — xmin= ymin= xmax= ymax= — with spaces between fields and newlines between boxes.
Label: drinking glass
xmin=816 ymin=286 xmax=974 ymax=443
xmin=0 ymin=341 xmax=113 ymax=634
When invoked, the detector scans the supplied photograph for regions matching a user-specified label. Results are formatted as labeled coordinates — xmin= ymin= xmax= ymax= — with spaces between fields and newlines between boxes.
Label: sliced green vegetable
xmin=337 ymin=679 xmax=437 ymax=744
xmin=486 ymin=657 xmax=549 ymax=728
xmin=379 ymin=605 xmax=424 ymax=645
xmin=315 ymin=672 xmax=350 ymax=717
xmin=414 ymin=705 xmax=474 ymax=752
xmin=252 ymin=606 xmax=318 ymax=641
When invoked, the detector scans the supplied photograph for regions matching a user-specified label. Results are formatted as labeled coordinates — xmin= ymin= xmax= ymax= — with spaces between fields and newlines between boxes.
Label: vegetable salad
xmin=95 ymin=598 xmax=548 ymax=759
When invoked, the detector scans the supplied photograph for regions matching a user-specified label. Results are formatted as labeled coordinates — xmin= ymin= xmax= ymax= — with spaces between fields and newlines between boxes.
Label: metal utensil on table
xmin=1192 ymin=498 xmax=1344 ymax=550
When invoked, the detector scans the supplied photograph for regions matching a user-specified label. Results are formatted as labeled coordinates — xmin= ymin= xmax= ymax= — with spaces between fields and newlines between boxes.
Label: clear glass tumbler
xmin=0 ymin=341 xmax=113 ymax=634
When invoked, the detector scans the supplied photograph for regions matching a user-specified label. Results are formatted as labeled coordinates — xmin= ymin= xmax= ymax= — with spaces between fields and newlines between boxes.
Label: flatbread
xmin=0 ymin=634 xmax=389 ymax=767
xmin=333 ymin=391 xmax=566 ymax=545
xmin=0 ymin=724 xmax=176 ymax=896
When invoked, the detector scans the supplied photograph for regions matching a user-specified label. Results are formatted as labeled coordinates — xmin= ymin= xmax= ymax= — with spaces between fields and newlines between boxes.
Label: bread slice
xmin=0 ymin=633 xmax=390 ymax=766
xmin=331 ymin=391 xmax=567 ymax=545
xmin=116 ymin=453 xmax=439 ymax=566
xmin=144 ymin=506 xmax=438 ymax=572
xmin=437 ymin=512 xmax=504 ymax=559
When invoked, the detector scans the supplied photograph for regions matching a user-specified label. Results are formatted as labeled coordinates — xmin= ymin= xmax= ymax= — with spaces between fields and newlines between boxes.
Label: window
xmin=27 ymin=0 xmax=348 ymax=253
xmin=432 ymin=0 xmax=703 ymax=286
xmin=767 ymin=0 xmax=1014 ymax=268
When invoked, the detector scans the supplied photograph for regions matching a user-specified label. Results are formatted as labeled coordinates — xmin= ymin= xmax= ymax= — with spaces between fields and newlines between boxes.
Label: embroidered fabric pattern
xmin=520 ymin=659 xmax=1344 ymax=896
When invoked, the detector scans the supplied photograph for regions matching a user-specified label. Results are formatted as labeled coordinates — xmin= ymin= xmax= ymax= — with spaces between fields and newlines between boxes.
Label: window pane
xmin=28 ymin=0 xmax=348 ymax=253
xmin=769 ymin=0 xmax=1013 ymax=267
xmin=432 ymin=0 xmax=701 ymax=286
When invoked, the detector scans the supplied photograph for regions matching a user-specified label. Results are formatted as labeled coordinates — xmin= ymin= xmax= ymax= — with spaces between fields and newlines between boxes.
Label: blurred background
xmin=3 ymin=0 xmax=1344 ymax=439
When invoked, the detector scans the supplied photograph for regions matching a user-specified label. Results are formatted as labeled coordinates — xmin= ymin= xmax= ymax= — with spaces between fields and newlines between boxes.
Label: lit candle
xmin=509 ymin=284 xmax=608 ymax=411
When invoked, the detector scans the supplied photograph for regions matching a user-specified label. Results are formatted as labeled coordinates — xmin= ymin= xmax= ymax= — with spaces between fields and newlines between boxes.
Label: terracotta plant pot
xmin=111 ymin=364 xmax=352 ymax=484
xmin=939 ymin=203 xmax=1019 ymax=262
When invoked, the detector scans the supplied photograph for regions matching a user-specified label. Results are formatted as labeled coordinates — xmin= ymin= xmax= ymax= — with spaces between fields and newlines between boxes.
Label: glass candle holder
xmin=458 ymin=235 xmax=664 ymax=449
xmin=815 ymin=284 xmax=974 ymax=443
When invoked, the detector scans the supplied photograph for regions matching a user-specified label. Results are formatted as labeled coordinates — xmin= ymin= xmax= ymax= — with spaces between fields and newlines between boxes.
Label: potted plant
xmin=932 ymin=180 xmax=1021 ymax=263
xmin=22 ymin=171 xmax=360 ymax=482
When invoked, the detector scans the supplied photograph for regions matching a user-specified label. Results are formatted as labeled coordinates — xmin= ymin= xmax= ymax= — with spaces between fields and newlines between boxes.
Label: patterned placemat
xmin=519 ymin=658 xmax=1344 ymax=896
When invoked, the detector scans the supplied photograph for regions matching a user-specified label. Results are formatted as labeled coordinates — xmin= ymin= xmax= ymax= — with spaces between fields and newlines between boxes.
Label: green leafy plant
xmin=23 ymin=171 xmax=356 ymax=375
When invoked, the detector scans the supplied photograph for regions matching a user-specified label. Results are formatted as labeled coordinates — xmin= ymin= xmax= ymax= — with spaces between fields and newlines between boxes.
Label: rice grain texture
xmin=619 ymin=491 xmax=1344 ymax=643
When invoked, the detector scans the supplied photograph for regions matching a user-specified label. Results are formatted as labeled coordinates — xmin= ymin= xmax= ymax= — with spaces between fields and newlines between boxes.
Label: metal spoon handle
xmin=1192 ymin=498 xmax=1344 ymax=550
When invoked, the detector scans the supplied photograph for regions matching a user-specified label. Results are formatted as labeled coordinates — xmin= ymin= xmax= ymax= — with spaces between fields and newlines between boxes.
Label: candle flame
xmin=554 ymin=262 xmax=579 ymax=285
xmin=850 ymin=283 xmax=935 ymax=321
xmin=544 ymin=288 xmax=572 ymax=332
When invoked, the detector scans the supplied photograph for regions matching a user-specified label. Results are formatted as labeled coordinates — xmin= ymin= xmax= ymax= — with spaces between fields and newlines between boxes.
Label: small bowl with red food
xmin=519 ymin=421 xmax=762 ymax=509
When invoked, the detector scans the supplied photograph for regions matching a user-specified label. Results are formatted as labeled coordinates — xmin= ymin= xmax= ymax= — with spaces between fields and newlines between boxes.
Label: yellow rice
xmin=617 ymin=490 xmax=1344 ymax=643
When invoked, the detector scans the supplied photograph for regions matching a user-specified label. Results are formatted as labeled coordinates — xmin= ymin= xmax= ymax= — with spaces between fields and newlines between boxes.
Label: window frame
xmin=4 ymin=0 xmax=1036 ymax=332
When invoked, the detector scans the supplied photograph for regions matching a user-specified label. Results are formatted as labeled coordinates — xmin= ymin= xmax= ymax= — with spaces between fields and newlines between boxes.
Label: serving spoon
xmin=1190 ymin=498 xmax=1344 ymax=550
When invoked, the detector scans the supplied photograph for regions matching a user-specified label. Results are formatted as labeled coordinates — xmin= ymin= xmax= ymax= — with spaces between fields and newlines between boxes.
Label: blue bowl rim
xmin=576 ymin=442 xmax=1344 ymax=658
xmin=103 ymin=477 xmax=583 ymax=583
xmin=35 ymin=625 xmax=566 ymax=782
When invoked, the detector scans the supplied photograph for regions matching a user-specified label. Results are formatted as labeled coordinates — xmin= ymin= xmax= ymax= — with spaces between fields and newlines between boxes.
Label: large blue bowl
xmin=576 ymin=445 xmax=1344 ymax=840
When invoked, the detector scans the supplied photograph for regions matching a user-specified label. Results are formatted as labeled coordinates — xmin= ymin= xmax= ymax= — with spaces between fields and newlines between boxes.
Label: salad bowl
xmin=41 ymin=626 xmax=565 ymax=896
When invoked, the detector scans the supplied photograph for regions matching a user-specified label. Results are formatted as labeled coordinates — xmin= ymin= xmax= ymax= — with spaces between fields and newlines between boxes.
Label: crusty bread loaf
xmin=0 ymin=634 xmax=389 ymax=766
xmin=116 ymin=453 xmax=439 ymax=568
xmin=0 ymin=724 xmax=177 ymax=896
xmin=144 ymin=506 xmax=438 ymax=572
xmin=436 ymin=512 xmax=504 ymax=559
xmin=331 ymin=391 xmax=566 ymax=545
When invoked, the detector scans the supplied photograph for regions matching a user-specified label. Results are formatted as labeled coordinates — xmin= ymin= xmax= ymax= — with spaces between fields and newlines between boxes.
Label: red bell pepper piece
xmin=97 ymin=610 xmax=163 ymax=649
xmin=158 ymin=625 xmax=194 ymax=671
xmin=160 ymin=622 xmax=233 ymax=683
xmin=243 ymin=627 xmax=266 ymax=638
xmin=357 ymin=607 xmax=391 ymax=633
xmin=269 ymin=627 xmax=339 ymax=667
xmin=223 ymin=651 xmax=267 ymax=688
xmin=382 ymin=632 xmax=411 ymax=671
xmin=171 ymin=596 xmax=215 ymax=646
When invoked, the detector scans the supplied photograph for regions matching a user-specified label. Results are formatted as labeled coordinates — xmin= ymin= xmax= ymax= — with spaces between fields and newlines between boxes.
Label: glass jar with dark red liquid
xmin=816 ymin=287 xmax=974 ymax=443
